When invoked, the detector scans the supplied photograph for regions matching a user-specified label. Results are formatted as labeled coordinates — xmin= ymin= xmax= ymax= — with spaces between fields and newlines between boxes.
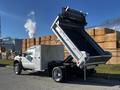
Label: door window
xmin=26 ymin=52 xmax=33 ymax=62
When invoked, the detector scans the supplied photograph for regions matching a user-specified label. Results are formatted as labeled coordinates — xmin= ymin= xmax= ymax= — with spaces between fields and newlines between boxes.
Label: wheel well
xmin=14 ymin=60 xmax=19 ymax=65
xmin=48 ymin=61 xmax=63 ymax=76
xmin=14 ymin=60 xmax=23 ymax=68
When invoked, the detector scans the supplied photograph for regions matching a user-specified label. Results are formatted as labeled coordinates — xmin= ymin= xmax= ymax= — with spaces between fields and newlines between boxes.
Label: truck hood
xmin=14 ymin=55 xmax=21 ymax=61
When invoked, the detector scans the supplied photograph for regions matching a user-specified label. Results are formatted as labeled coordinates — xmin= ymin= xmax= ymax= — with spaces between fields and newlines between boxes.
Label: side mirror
xmin=19 ymin=53 xmax=22 ymax=56
xmin=22 ymin=53 xmax=27 ymax=57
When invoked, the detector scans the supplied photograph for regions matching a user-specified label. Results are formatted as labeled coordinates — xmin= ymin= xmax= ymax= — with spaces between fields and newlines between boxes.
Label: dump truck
xmin=13 ymin=7 xmax=112 ymax=82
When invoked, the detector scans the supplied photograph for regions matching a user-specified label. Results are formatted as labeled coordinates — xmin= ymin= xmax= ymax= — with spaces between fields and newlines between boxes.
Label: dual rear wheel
xmin=52 ymin=66 xmax=66 ymax=82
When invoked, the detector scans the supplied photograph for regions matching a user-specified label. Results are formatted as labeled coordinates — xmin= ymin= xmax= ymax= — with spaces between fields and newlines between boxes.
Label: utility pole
xmin=0 ymin=16 xmax=2 ymax=45
xmin=0 ymin=16 xmax=1 ymax=39
xmin=0 ymin=16 xmax=2 ymax=55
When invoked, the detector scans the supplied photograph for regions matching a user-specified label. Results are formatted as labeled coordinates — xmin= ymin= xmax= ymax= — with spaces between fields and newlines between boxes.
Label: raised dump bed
xmin=51 ymin=7 xmax=112 ymax=67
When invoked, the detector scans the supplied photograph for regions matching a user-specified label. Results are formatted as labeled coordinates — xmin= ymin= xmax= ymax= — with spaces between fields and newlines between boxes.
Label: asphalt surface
xmin=0 ymin=66 xmax=120 ymax=90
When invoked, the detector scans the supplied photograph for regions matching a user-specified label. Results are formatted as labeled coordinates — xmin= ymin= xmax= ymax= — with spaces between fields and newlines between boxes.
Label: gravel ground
xmin=0 ymin=66 xmax=120 ymax=90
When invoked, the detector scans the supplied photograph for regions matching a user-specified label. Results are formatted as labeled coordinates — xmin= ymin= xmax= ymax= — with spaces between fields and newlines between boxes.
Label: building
xmin=0 ymin=37 xmax=22 ymax=59
xmin=2 ymin=37 xmax=22 ymax=52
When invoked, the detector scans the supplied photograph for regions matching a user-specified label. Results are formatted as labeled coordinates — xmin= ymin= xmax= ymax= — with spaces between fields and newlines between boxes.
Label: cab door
xmin=21 ymin=52 xmax=34 ymax=69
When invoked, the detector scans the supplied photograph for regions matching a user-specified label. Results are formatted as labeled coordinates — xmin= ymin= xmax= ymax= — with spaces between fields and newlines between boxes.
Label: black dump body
xmin=53 ymin=7 xmax=112 ymax=65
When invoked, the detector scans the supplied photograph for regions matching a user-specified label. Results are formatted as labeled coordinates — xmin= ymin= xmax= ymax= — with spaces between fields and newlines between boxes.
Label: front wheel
xmin=52 ymin=66 xmax=66 ymax=82
xmin=14 ymin=63 xmax=22 ymax=75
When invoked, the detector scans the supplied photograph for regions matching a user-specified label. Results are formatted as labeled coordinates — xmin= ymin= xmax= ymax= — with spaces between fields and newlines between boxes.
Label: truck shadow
xmin=66 ymin=73 xmax=120 ymax=87
xmin=22 ymin=72 xmax=120 ymax=87
xmin=22 ymin=71 xmax=49 ymax=77
xmin=0 ymin=64 xmax=8 ymax=67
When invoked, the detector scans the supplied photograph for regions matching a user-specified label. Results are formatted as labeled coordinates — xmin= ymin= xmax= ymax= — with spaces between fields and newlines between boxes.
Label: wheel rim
xmin=14 ymin=63 xmax=19 ymax=74
xmin=53 ymin=68 xmax=62 ymax=82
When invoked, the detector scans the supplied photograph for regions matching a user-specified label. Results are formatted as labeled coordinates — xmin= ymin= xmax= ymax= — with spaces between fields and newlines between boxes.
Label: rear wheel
xmin=14 ymin=63 xmax=22 ymax=75
xmin=52 ymin=66 xmax=66 ymax=82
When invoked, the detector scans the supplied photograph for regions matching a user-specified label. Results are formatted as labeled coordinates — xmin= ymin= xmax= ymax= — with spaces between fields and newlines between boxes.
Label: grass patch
xmin=0 ymin=59 xmax=13 ymax=66
xmin=96 ymin=64 xmax=120 ymax=74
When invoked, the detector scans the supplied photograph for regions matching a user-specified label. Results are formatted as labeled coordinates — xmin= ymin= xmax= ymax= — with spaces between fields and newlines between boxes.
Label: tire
xmin=52 ymin=66 xmax=66 ymax=82
xmin=14 ymin=62 xmax=22 ymax=75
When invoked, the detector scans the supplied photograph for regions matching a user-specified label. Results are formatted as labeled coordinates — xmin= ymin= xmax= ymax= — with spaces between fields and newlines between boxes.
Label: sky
xmin=0 ymin=0 xmax=120 ymax=39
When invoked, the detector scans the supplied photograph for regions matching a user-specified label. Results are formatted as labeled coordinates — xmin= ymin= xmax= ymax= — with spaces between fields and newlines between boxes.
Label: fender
xmin=14 ymin=56 xmax=23 ymax=69
xmin=14 ymin=55 xmax=21 ymax=62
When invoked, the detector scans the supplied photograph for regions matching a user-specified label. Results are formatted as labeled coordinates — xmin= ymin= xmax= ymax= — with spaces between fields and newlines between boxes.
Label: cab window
xmin=26 ymin=52 xmax=33 ymax=62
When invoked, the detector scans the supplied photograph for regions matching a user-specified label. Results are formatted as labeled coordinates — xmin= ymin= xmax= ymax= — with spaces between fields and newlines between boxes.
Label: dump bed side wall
xmin=59 ymin=24 xmax=105 ymax=56
xmin=52 ymin=23 xmax=86 ymax=63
